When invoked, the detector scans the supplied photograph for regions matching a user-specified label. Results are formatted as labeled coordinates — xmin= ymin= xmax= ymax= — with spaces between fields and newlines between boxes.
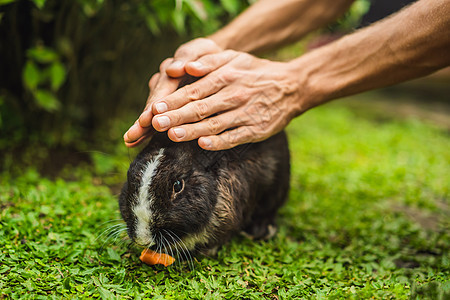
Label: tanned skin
xmin=124 ymin=0 xmax=450 ymax=150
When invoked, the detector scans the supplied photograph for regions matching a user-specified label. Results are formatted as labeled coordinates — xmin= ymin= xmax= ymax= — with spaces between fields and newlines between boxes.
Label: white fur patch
xmin=133 ymin=149 xmax=164 ymax=246
xmin=181 ymin=227 xmax=210 ymax=250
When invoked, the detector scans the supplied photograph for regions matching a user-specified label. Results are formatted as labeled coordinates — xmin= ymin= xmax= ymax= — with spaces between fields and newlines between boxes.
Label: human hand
xmin=149 ymin=50 xmax=305 ymax=150
xmin=123 ymin=38 xmax=223 ymax=147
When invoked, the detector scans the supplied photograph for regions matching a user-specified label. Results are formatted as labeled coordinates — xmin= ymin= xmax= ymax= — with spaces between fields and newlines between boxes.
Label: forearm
xmin=292 ymin=0 xmax=450 ymax=113
xmin=209 ymin=0 xmax=354 ymax=53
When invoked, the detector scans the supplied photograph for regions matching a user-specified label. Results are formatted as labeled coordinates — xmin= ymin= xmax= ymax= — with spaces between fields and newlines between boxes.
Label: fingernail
xmin=201 ymin=137 xmax=212 ymax=148
xmin=173 ymin=128 xmax=186 ymax=139
xmin=155 ymin=102 xmax=168 ymax=113
xmin=170 ymin=60 xmax=183 ymax=69
xmin=156 ymin=116 xmax=170 ymax=128
xmin=190 ymin=61 xmax=203 ymax=69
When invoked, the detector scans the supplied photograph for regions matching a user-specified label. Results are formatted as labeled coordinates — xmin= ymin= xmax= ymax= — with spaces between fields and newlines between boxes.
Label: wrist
xmin=286 ymin=53 xmax=332 ymax=118
xmin=287 ymin=34 xmax=368 ymax=115
xmin=207 ymin=30 xmax=233 ymax=50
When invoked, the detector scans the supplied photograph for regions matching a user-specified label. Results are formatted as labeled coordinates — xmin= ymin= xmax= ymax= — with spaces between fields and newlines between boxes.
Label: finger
xmin=124 ymin=121 xmax=146 ymax=142
xmin=138 ymin=107 xmax=153 ymax=128
xmin=143 ymin=59 xmax=176 ymax=111
xmin=166 ymin=38 xmax=223 ymax=77
xmin=139 ymin=75 xmax=180 ymax=129
xmin=148 ymin=72 xmax=160 ymax=91
xmin=160 ymin=57 xmax=174 ymax=71
xmin=147 ymin=58 xmax=181 ymax=105
xmin=151 ymin=72 xmax=228 ymax=126
xmin=124 ymin=131 xmax=154 ymax=148
xmin=142 ymin=73 xmax=161 ymax=112
xmin=127 ymin=59 xmax=179 ymax=145
xmin=198 ymin=126 xmax=257 ymax=151
xmin=165 ymin=60 xmax=185 ymax=78
xmin=158 ymin=90 xmax=241 ymax=130
xmin=124 ymin=121 xmax=154 ymax=144
xmin=167 ymin=110 xmax=247 ymax=142
xmin=185 ymin=50 xmax=238 ymax=77
xmin=139 ymin=67 xmax=182 ymax=129
xmin=149 ymin=70 xmax=182 ymax=104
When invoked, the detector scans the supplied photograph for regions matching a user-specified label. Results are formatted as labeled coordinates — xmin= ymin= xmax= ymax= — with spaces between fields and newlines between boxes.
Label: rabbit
xmin=119 ymin=130 xmax=290 ymax=258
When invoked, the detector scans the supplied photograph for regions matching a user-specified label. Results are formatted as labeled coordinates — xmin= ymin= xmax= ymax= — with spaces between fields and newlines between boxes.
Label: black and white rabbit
xmin=119 ymin=130 xmax=290 ymax=257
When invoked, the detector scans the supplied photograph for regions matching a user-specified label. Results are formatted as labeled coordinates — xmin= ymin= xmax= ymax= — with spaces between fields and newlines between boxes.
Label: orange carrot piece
xmin=139 ymin=249 xmax=175 ymax=267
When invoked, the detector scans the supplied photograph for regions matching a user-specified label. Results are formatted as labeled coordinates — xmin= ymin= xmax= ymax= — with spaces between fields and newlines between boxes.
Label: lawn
xmin=1 ymin=91 xmax=448 ymax=299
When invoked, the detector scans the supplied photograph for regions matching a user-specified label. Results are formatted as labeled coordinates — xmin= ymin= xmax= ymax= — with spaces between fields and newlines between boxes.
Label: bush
xmin=0 ymin=0 xmax=248 ymax=152
xmin=0 ymin=0 xmax=369 ymax=172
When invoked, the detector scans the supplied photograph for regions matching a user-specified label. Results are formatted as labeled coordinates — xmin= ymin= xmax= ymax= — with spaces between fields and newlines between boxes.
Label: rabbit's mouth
xmin=133 ymin=238 xmax=155 ymax=248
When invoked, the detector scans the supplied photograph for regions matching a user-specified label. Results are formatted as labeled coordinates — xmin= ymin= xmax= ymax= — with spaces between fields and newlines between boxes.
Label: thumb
xmin=166 ymin=38 xmax=222 ymax=77
xmin=185 ymin=50 xmax=238 ymax=77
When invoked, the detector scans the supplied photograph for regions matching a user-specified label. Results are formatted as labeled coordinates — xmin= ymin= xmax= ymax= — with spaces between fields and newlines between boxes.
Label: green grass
xmin=1 ymin=93 xmax=449 ymax=299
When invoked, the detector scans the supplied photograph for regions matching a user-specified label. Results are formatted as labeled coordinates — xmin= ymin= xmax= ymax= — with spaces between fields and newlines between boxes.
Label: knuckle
xmin=207 ymin=117 xmax=222 ymax=133
xmin=205 ymin=76 xmax=219 ymax=90
xmin=186 ymin=126 xmax=198 ymax=140
xmin=227 ymin=132 xmax=240 ymax=146
xmin=235 ymin=90 xmax=249 ymax=102
xmin=183 ymin=85 xmax=201 ymax=100
xmin=169 ymin=112 xmax=181 ymax=125
xmin=254 ymin=127 xmax=271 ymax=141
xmin=226 ymin=91 xmax=247 ymax=106
xmin=195 ymin=102 xmax=209 ymax=119
xmin=223 ymin=70 xmax=240 ymax=83
xmin=236 ymin=127 xmax=254 ymax=143
xmin=221 ymin=73 xmax=233 ymax=84
xmin=198 ymin=55 xmax=213 ymax=67
xmin=216 ymin=72 xmax=233 ymax=85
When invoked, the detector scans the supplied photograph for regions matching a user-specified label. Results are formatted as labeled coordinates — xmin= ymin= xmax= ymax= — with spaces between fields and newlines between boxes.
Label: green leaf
xmin=0 ymin=0 xmax=16 ymax=6
xmin=63 ymin=276 xmax=71 ymax=290
xmin=33 ymin=90 xmax=60 ymax=112
xmin=23 ymin=61 xmax=41 ymax=91
xmin=172 ymin=9 xmax=185 ymax=35
xmin=49 ymin=62 xmax=66 ymax=91
xmin=145 ymin=15 xmax=161 ymax=35
xmin=98 ymin=286 xmax=115 ymax=300
xmin=107 ymin=248 xmax=121 ymax=262
xmin=81 ymin=0 xmax=104 ymax=17
xmin=27 ymin=47 xmax=58 ymax=63
xmin=31 ymin=0 xmax=46 ymax=9
xmin=220 ymin=0 xmax=239 ymax=15
xmin=0 ymin=266 xmax=9 ymax=274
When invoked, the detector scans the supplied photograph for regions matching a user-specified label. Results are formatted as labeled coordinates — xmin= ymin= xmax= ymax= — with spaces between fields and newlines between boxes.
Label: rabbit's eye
xmin=173 ymin=179 xmax=184 ymax=194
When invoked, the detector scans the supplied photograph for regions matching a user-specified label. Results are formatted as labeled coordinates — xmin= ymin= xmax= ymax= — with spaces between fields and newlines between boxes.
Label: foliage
xmin=0 ymin=0 xmax=371 ymax=156
xmin=1 ymin=95 xmax=448 ymax=298
xmin=0 ymin=0 xmax=250 ymax=152
xmin=332 ymin=0 xmax=371 ymax=31
xmin=23 ymin=46 xmax=65 ymax=112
